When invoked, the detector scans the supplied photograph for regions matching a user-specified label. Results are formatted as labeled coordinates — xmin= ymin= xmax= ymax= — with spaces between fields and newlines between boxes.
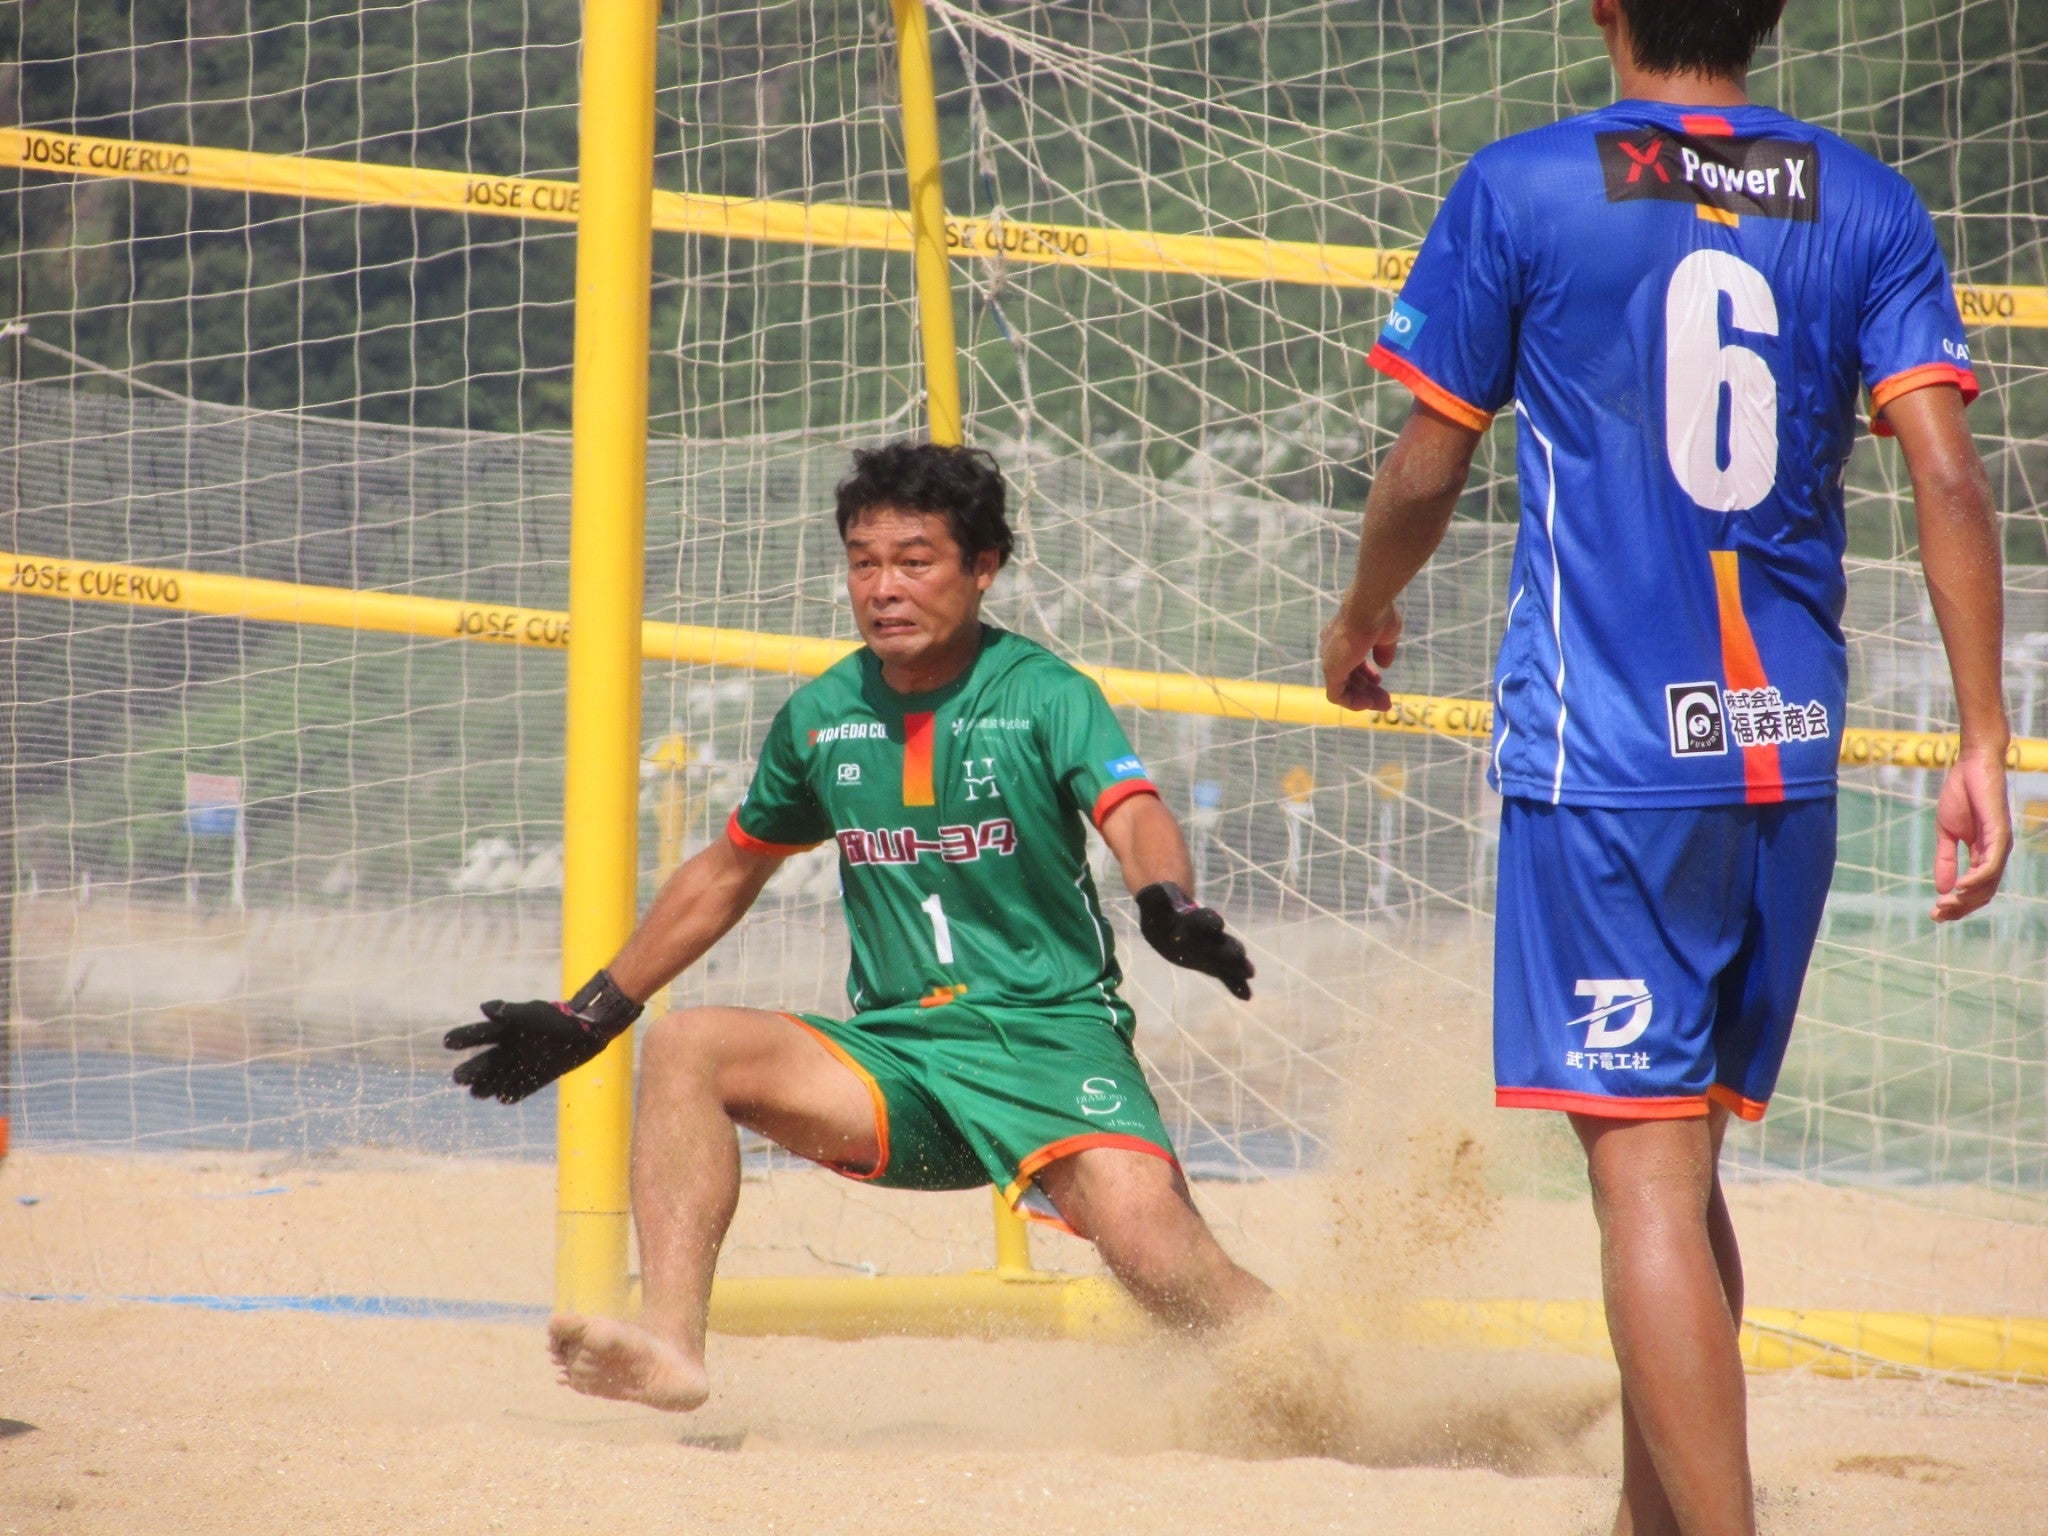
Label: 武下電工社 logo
xmin=1569 ymin=980 xmax=1653 ymax=1049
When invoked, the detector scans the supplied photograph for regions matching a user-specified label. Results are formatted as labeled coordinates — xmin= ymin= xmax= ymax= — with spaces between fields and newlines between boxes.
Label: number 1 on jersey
xmin=919 ymin=892 xmax=956 ymax=964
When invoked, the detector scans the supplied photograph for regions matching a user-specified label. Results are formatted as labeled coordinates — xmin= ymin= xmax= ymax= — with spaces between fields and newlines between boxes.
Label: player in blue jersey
xmin=1319 ymin=4 xmax=2009 ymax=1534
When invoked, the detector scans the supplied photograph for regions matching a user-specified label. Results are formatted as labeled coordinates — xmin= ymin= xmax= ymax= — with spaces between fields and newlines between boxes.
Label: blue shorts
xmin=1494 ymin=796 xmax=1835 ymax=1122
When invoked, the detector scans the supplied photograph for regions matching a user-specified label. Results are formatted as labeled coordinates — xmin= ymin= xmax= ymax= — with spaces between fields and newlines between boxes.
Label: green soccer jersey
xmin=729 ymin=626 xmax=1158 ymax=1026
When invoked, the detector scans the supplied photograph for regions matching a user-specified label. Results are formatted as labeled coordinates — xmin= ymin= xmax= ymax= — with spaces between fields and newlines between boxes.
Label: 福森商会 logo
xmin=1667 ymin=682 xmax=1727 ymax=757
xmin=1667 ymin=679 xmax=1831 ymax=757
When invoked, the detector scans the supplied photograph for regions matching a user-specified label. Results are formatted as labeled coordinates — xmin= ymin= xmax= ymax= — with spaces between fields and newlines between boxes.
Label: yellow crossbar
xmin=0 ymin=127 xmax=1412 ymax=291
xmin=7 ymin=127 xmax=2047 ymax=319
xmin=705 ymin=1274 xmax=2048 ymax=1382
xmin=5 ymin=549 xmax=2044 ymax=771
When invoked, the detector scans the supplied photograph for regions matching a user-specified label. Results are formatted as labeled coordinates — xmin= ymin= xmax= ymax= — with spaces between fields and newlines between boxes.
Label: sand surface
xmin=1 ymin=1299 xmax=2044 ymax=1535
xmin=2 ymin=1151 xmax=2045 ymax=1533
xmin=6 ymin=1148 xmax=2045 ymax=1315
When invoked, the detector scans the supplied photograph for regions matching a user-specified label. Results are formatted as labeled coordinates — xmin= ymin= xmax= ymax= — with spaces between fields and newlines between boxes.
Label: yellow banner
xmin=4 ymin=550 xmax=2041 ymax=770
xmin=9 ymin=126 xmax=2037 ymax=315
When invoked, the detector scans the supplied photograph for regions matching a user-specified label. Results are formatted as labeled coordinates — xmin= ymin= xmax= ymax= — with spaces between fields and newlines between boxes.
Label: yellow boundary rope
xmin=6 ymin=127 xmax=2046 ymax=317
xmin=6 ymin=550 xmax=2042 ymax=771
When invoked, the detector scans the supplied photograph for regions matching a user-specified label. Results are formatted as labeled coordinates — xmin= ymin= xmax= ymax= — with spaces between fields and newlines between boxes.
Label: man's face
xmin=844 ymin=506 xmax=999 ymax=671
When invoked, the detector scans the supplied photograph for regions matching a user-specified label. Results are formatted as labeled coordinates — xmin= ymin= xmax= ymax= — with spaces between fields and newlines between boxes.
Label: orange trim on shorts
xmin=0 ymin=1114 xmax=9 ymax=1160
xmin=726 ymin=808 xmax=824 ymax=858
xmin=1867 ymin=363 xmax=1979 ymax=437
xmin=1091 ymin=778 xmax=1159 ymax=829
xmin=1366 ymin=343 xmax=1495 ymax=432
xmin=1710 ymin=550 xmax=1784 ymax=805
xmin=1496 ymin=1086 xmax=1710 ymax=1120
xmin=1706 ymin=1083 xmax=1770 ymax=1122
xmin=1001 ymin=1133 xmax=1181 ymax=1236
xmin=780 ymin=1013 xmax=891 ymax=1182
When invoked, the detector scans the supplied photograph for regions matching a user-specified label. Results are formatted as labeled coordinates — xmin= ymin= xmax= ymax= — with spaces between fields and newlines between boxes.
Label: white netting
xmin=2 ymin=1 xmax=2044 ymax=1322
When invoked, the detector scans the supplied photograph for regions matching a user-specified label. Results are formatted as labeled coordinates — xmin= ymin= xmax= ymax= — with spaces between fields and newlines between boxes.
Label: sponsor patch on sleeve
xmin=1105 ymin=755 xmax=1147 ymax=780
xmin=1381 ymin=297 xmax=1428 ymax=349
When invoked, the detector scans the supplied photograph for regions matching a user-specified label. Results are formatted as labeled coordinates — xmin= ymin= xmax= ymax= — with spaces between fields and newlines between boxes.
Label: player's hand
xmin=1320 ymin=604 xmax=1402 ymax=713
xmin=1135 ymin=882 xmax=1255 ymax=1000
xmin=1931 ymin=743 xmax=2012 ymax=922
xmin=445 ymin=970 xmax=644 ymax=1103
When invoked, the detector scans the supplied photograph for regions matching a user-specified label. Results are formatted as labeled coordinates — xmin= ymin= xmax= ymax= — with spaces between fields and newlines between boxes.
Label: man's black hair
xmin=1617 ymin=0 xmax=1782 ymax=79
xmin=834 ymin=440 xmax=1015 ymax=569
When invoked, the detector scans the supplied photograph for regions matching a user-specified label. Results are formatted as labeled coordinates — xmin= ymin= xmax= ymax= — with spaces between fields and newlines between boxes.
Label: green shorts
xmin=784 ymin=999 xmax=1179 ymax=1232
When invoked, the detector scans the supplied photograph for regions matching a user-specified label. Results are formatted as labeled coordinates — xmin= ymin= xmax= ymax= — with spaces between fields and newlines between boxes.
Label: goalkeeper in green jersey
xmin=447 ymin=441 xmax=1269 ymax=1411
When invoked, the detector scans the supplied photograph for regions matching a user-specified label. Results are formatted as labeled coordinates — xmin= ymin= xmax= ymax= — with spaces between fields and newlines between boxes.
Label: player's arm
xmin=1885 ymin=383 xmax=2013 ymax=921
xmin=610 ymin=836 xmax=784 ymax=997
xmin=1098 ymin=791 xmax=1254 ymax=1001
xmin=1098 ymin=786 xmax=1195 ymax=892
xmin=1319 ymin=401 xmax=1486 ymax=710
xmin=445 ymin=835 xmax=784 ymax=1104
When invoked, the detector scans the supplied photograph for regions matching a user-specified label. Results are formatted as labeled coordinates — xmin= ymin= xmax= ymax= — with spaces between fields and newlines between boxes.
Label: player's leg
xmin=1576 ymin=1104 xmax=1748 ymax=1536
xmin=550 ymin=1005 xmax=879 ymax=1410
xmin=1611 ymin=1132 xmax=1745 ymax=1536
xmin=1491 ymin=797 xmax=1763 ymax=1535
xmin=1595 ymin=797 xmax=1831 ymax=1533
xmin=1032 ymin=1145 xmax=1270 ymax=1332
xmin=1612 ymin=1139 xmax=1744 ymax=1534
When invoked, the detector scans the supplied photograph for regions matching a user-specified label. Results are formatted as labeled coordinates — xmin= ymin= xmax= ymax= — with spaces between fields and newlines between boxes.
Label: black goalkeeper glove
xmin=1134 ymin=882 xmax=1255 ymax=1001
xmin=444 ymin=969 xmax=645 ymax=1104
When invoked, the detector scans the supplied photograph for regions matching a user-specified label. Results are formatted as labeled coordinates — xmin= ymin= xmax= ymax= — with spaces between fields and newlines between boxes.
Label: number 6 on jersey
xmin=1664 ymin=248 xmax=1779 ymax=512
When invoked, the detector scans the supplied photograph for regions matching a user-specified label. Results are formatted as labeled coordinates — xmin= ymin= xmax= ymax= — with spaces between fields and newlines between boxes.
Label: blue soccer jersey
xmin=1373 ymin=102 xmax=1978 ymax=808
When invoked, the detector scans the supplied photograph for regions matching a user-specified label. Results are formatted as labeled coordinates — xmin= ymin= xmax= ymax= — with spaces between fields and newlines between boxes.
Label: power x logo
xmin=1618 ymin=135 xmax=1670 ymax=184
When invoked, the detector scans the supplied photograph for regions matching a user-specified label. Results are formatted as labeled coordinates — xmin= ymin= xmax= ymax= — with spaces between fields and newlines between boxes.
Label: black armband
xmin=566 ymin=968 xmax=645 ymax=1044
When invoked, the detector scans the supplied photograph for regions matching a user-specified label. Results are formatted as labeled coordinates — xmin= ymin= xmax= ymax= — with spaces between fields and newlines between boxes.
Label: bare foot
xmin=547 ymin=1314 xmax=710 ymax=1412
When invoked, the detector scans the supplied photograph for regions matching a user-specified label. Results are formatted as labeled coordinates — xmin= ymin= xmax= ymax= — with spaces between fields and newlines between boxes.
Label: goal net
xmin=3 ymin=0 xmax=2043 ymax=1348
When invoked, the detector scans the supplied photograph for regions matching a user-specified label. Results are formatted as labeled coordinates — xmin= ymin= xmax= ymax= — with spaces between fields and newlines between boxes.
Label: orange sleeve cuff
xmin=1091 ymin=778 xmax=1160 ymax=829
xmin=1868 ymin=361 xmax=1979 ymax=437
xmin=1366 ymin=343 xmax=1495 ymax=432
xmin=725 ymin=807 xmax=824 ymax=858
